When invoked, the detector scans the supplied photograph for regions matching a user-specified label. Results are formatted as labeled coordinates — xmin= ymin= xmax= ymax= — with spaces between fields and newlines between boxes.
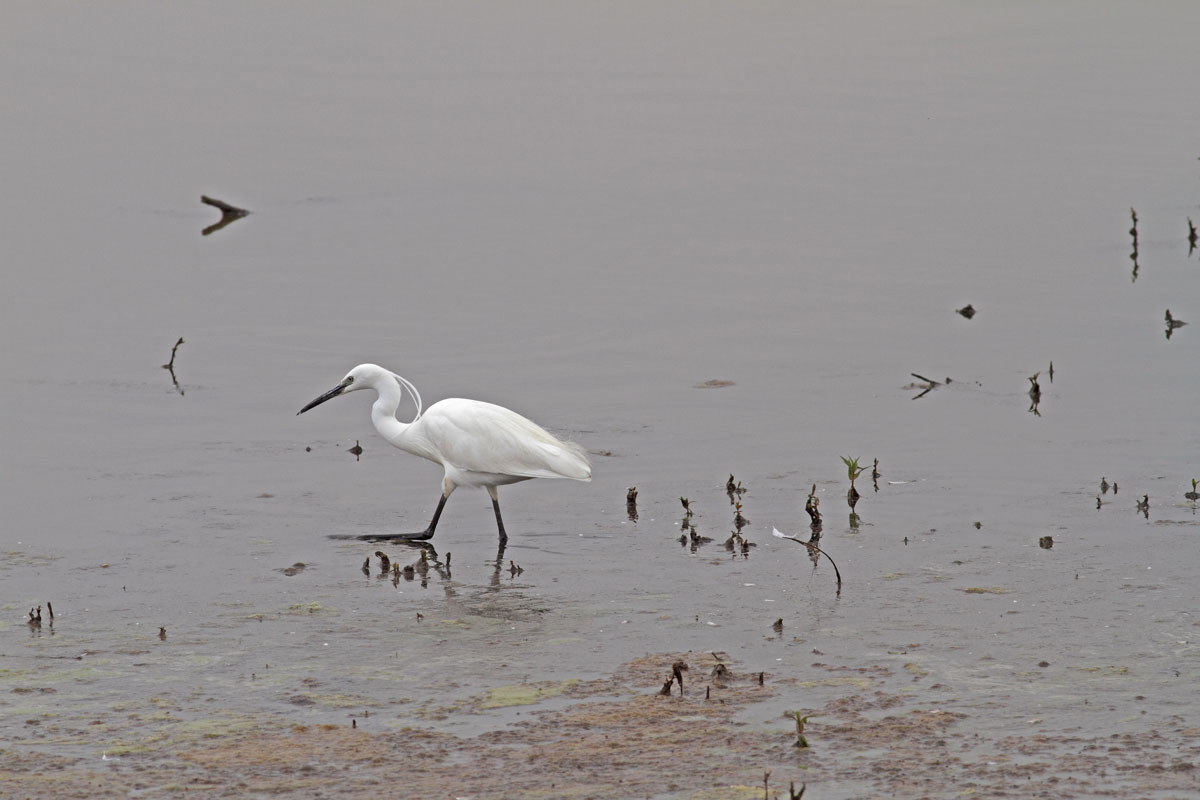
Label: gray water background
xmin=1 ymin=0 xmax=1198 ymax=788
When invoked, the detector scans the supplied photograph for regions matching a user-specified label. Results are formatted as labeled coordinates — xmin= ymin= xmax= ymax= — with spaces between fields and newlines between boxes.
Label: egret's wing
xmin=420 ymin=399 xmax=592 ymax=481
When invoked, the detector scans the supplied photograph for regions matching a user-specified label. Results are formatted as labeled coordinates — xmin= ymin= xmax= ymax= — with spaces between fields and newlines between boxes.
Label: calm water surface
xmin=2 ymin=3 xmax=1197 ymax=797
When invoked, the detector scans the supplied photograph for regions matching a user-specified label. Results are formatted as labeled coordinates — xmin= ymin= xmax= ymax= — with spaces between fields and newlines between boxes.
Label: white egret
xmin=298 ymin=364 xmax=591 ymax=543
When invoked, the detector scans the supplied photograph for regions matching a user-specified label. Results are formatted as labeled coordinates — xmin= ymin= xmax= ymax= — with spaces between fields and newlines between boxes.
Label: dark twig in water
xmin=1188 ymin=217 xmax=1197 ymax=256
xmin=1130 ymin=207 xmax=1140 ymax=282
xmin=790 ymin=781 xmax=807 ymax=799
xmin=200 ymin=195 xmax=250 ymax=237
xmin=672 ymin=660 xmax=688 ymax=697
xmin=1165 ymin=309 xmax=1187 ymax=340
xmin=909 ymin=373 xmax=943 ymax=400
xmin=162 ymin=337 xmax=185 ymax=395
xmin=162 ymin=337 xmax=184 ymax=370
xmin=1028 ymin=372 xmax=1042 ymax=416
xmin=773 ymin=528 xmax=842 ymax=595
xmin=804 ymin=484 xmax=822 ymax=531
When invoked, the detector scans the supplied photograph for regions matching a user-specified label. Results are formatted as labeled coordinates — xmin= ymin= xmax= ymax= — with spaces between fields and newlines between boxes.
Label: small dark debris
xmin=280 ymin=562 xmax=306 ymax=576
xmin=956 ymin=304 xmax=976 ymax=319
xmin=1039 ymin=536 xmax=1053 ymax=549
xmin=694 ymin=379 xmax=734 ymax=389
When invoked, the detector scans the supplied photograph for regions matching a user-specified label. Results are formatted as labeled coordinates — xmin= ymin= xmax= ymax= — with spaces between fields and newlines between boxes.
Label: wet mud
xmin=3 ymin=650 xmax=1197 ymax=798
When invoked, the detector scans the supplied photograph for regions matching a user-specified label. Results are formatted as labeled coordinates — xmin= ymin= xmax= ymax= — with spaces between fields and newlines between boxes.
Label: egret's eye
xmin=345 ymin=376 xmax=354 ymax=385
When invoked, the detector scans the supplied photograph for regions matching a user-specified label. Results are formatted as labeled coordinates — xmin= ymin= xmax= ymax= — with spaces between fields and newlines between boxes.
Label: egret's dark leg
xmin=491 ymin=497 xmax=509 ymax=543
xmin=397 ymin=492 xmax=448 ymax=541
xmin=487 ymin=487 xmax=508 ymax=543
xmin=333 ymin=492 xmax=448 ymax=544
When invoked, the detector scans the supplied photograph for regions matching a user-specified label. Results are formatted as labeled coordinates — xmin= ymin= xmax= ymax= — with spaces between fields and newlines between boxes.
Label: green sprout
xmin=786 ymin=711 xmax=810 ymax=748
xmin=841 ymin=456 xmax=867 ymax=485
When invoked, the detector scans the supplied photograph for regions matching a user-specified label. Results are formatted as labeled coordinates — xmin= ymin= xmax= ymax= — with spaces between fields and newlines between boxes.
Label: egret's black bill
xmin=298 ymin=382 xmax=346 ymax=415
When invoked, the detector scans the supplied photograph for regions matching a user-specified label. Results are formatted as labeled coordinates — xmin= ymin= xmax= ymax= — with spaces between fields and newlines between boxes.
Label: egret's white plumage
xmin=298 ymin=364 xmax=591 ymax=542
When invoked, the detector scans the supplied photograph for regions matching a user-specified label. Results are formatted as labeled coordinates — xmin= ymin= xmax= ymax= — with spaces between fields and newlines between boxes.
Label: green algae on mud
xmin=478 ymin=679 xmax=580 ymax=709
xmin=3 ymin=651 xmax=1196 ymax=799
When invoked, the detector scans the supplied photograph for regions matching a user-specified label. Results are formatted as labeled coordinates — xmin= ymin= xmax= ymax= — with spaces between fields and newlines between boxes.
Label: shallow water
xmin=2 ymin=2 xmax=1198 ymax=797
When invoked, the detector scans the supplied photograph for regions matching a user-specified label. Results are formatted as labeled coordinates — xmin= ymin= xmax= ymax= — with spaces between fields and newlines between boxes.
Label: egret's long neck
xmin=369 ymin=377 xmax=415 ymax=451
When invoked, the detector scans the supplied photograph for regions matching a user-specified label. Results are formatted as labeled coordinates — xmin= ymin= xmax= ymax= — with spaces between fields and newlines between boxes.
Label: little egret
xmin=298 ymin=364 xmax=591 ymax=543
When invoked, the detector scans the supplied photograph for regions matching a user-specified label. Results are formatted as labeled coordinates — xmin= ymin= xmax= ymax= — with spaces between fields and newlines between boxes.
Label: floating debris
xmin=1028 ymin=372 xmax=1042 ymax=416
xmin=710 ymin=655 xmax=731 ymax=685
xmin=161 ymin=337 xmax=185 ymax=395
xmin=200 ymin=195 xmax=251 ymax=237
xmin=804 ymin=484 xmax=822 ymax=531
xmin=1185 ymin=479 xmax=1199 ymax=501
xmin=693 ymin=379 xmax=734 ymax=389
xmin=158 ymin=626 xmax=167 ymax=640
xmin=725 ymin=474 xmax=746 ymax=501
xmin=956 ymin=304 xmax=976 ymax=319
xmin=772 ymin=527 xmax=841 ymax=595
xmin=1165 ymin=309 xmax=1187 ymax=340
xmin=626 ymin=486 xmax=638 ymax=521
xmin=772 ymin=618 xmax=784 ymax=634
xmin=375 ymin=551 xmax=390 ymax=572
xmin=1039 ymin=536 xmax=1054 ymax=549
xmin=508 ymin=560 xmax=523 ymax=577
xmin=280 ymin=562 xmax=306 ymax=576
xmin=1189 ymin=217 xmax=1198 ymax=256
xmin=671 ymin=661 xmax=688 ymax=697
xmin=1100 ymin=477 xmax=1109 ymax=495
xmin=1130 ymin=207 xmax=1140 ymax=282
xmin=908 ymin=373 xmax=942 ymax=400
xmin=161 ymin=337 xmax=185 ymax=371
xmin=348 ymin=440 xmax=363 ymax=459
